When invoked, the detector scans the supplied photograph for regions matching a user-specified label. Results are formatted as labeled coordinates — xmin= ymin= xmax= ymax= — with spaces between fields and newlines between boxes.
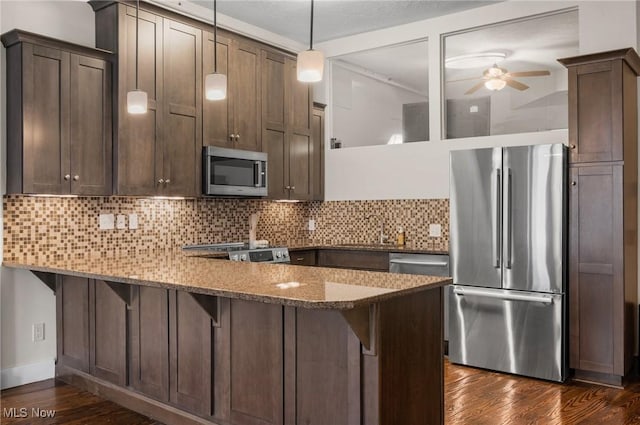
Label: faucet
xmin=367 ymin=215 xmax=388 ymax=244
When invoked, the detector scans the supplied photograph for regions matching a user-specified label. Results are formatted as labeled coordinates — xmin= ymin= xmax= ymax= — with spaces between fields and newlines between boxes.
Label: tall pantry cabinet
xmin=560 ymin=48 xmax=640 ymax=387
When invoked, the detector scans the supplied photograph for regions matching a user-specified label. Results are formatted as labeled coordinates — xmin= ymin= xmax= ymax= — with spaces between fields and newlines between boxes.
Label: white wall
xmin=318 ymin=0 xmax=639 ymax=201
xmin=332 ymin=64 xmax=427 ymax=148
xmin=0 ymin=0 xmax=96 ymax=388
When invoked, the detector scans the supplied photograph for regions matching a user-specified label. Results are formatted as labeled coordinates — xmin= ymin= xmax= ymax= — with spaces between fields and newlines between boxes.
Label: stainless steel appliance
xmin=183 ymin=243 xmax=289 ymax=264
xmin=449 ymin=143 xmax=567 ymax=382
xmin=389 ymin=253 xmax=451 ymax=341
xmin=203 ymin=146 xmax=267 ymax=197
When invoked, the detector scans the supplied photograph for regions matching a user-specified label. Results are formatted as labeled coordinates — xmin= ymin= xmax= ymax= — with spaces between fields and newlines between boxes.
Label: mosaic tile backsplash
xmin=2 ymin=196 xmax=449 ymax=261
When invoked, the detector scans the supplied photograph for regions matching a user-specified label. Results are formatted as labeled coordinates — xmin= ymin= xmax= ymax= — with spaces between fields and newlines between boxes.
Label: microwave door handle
xmin=255 ymin=161 xmax=262 ymax=187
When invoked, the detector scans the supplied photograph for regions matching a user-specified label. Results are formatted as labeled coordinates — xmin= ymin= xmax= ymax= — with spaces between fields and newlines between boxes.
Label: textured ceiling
xmin=193 ymin=0 xmax=500 ymax=44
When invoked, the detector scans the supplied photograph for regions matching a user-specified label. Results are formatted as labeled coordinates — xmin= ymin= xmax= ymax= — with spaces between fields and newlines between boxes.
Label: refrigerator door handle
xmin=453 ymin=287 xmax=554 ymax=304
xmin=505 ymin=168 xmax=513 ymax=269
xmin=494 ymin=168 xmax=502 ymax=268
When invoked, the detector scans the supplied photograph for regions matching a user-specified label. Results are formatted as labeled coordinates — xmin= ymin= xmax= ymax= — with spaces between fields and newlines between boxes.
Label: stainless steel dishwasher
xmin=389 ymin=253 xmax=451 ymax=343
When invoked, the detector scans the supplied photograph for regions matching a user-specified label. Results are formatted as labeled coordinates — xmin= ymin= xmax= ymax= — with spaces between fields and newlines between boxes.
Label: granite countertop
xmin=3 ymin=251 xmax=450 ymax=310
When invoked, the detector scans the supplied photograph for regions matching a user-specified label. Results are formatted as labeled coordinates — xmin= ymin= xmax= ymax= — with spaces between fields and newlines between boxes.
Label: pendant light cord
xmin=309 ymin=0 xmax=314 ymax=50
xmin=135 ymin=0 xmax=140 ymax=90
xmin=214 ymin=0 xmax=218 ymax=73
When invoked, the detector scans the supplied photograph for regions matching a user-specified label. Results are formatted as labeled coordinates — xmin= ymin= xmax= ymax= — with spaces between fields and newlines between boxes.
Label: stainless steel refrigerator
xmin=448 ymin=143 xmax=567 ymax=382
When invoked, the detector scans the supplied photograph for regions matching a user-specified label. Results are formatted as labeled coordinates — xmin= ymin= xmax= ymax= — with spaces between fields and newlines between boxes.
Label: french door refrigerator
xmin=448 ymin=143 xmax=567 ymax=382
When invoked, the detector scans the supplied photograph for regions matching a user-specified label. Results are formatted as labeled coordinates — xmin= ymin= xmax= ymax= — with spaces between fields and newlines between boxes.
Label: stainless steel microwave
xmin=203 ymin=146 xmax=268 ymax=197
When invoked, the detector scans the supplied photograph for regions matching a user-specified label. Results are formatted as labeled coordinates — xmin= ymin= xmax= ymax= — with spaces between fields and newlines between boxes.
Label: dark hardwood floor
xmin=2 ymin=360 xmax=640 ymax=424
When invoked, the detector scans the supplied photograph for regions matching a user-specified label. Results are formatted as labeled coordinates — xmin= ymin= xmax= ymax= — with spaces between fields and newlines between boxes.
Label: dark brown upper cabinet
xmin=261 ymin=52 xmax=314 ymax=201
xmin=2 ymin=30 xmax=113 ymax=195
xmin=93 ymin=3 xmax=202 ymax=196
xmin=560 ymin=48 xmax=640 ymax=387
xmin=203 ymin=34 xmax=262 ymax=152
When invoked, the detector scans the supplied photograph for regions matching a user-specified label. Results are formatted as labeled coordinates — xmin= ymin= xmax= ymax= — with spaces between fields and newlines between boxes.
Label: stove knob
xmin=240 ymin=254 xmax=248 ymax=261
xmin=230 ymin=254 xmax=239 ymax=261
xmin=276 ymin=251 xmax=282 ymax=258
xmin=283 ymin=251 xmax=289 ymax=258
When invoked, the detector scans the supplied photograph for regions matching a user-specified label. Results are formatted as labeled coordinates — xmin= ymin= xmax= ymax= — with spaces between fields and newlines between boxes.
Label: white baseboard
xmin=1 ymin=359 xmax=55 ymax=390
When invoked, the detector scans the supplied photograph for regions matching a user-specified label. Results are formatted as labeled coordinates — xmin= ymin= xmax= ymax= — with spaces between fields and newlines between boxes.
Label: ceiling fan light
xmin=297 ymin=49 xmax=324 ymax=83
xmin=127 ymin=89 xmax=148 ymax=114
xmin=205 ymin=73 xmax=227 ymax=100
xmin=484 ymin=79 xmax=507 ymax=91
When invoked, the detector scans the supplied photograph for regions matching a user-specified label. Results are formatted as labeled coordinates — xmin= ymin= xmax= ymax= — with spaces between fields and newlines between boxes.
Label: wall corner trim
xmin=1 ymin=358 xmax=55 ymax=390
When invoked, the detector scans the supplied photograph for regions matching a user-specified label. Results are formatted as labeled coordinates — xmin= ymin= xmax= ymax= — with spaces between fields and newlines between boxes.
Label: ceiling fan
xmin=448 ymin=64 xmax=551 ymax=95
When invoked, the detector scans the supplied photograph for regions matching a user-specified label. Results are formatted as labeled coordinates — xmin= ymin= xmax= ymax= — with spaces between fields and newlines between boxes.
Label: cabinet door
xmin=69 ymin=55 xmax=112 ymax=195
xmin=117 ymin=6 xmax=163 ymax=195
xmin=203 ymin=32 xmax=232 ymax=148
xmin=568 ymin=60 xmax=623 ymax=163
xmin=311 ymin=105 xmax=325 ymax=200
xmin=569 ymin=165 xmax=624 ymax=375
xmin=90 ymin=280 xmax=128 ymax=386
xmin=224 ymin=299 xmax=283 ymax=425
xmin=287 ymin=58 xmax=312 ymax=201
xmin=169 ymin=291 xmax=213 ymax=416
xmin=162 ymin=19 xmax=202 ymax=196
xmin=261 ymin=50 xmax=288 ymax=199
xmin=232 ymin=41 xmax=261 ymax=151
xmin=56 ymin=276 xmax=90 ymax=372
xmin=130 ymin=285 xmax=169 ymax=402
xmin=22 ymin=44 xmax=70 ymax=194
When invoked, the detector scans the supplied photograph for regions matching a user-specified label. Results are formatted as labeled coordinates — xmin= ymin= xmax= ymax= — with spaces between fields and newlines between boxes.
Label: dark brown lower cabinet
xmin=56 ymin=276 xmax=90 ymax=372
xmin=317 ymin=249 xmax=389 ymax=271
xmin=90 ymin=280 xmax=128 ymax=386
xmin=57 ymin=277 xmax=128 ymax=384
xmin=569 ymin=163 xmax=636 ymax=385
xmin=130 ymin=285 xmax=170 ymax=402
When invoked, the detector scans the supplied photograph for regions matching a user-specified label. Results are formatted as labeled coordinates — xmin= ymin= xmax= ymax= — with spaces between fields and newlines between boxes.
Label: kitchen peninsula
xmin=3 ymin=251 xmax=449 ymax=425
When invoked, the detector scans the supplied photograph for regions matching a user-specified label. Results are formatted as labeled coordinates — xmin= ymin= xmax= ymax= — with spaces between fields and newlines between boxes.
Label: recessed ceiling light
xmin=445 ymin=52 xmax=507 ymax=69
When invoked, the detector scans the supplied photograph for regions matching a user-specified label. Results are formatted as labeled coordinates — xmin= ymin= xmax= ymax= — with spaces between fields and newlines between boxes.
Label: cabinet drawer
xmin=290 ymin=250 xmax=317 ymax=266
xmin=317 ymin=250 xmax=389 ymax=272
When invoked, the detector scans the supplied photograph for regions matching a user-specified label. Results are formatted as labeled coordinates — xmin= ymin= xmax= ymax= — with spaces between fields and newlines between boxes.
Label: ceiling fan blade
xmin=507 ymin=70 xmax=551 ymax=77
xmin=465 ymin=81 xmax=486 ymax=95
xmin=446 ymin=76 xmax=483 ymax=83
xmin=506 ymin=79 xmax=529 ymax=91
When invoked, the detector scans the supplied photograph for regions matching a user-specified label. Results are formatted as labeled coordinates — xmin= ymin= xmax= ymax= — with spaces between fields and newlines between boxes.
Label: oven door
xmin=204 ymin=146 xmax=267 ymax=196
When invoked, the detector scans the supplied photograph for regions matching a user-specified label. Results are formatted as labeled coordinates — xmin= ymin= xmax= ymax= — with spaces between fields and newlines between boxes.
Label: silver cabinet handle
xmin=290 ymin=186 xmax=295 ymax=190
xmin=389 ymin=259 xmax=448 ymax=267
xmin=235 ymin=134 xmax=240 ymax=141
xmin=296 ymin=257 xmax=305 ymax=261
xmin=453 ymin=287 xmax=553 ymax=304
xmin=158 ymin=179 xmax=164 ymax=184
xmin=494 ymin=168 xmax=502 ymax=269
xmin=73 ymin=175 xmax=79 ymax=181
xmin=230 ymin=134 xmax=236 ymax=141
xmin=285 ymin=185 xmax=291 ymax=190
xmin=165 ymin=179 xmax=170 ymax=184
xmin=64 ymin=174 xmax=71 ymax=181
xmin=505 ymin=168 xmax=512 ymax=269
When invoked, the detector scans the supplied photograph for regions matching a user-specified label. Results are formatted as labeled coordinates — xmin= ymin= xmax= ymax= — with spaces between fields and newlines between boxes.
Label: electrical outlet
xmin=429 ymin=223 xmax=442 ymax=238
xmin=99 ymin=213 xmax=115 ymax=230
xmin=116 ymin=214 xmax=127 ymax=229
xmin=32 ymin=323 xmax=45 ymax=342
xmin=308 ymin=219 xmax=316 ymax=231
xmin=129 ymin=213 xmax=139 ymax=230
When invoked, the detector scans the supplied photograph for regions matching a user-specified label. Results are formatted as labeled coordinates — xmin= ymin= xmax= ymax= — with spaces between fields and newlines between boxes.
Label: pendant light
xmin=205 ymin=0 xmax=227 ymax=100
xmin=127 ymin=0 xmax=148 ymax=114
xmin=297 ymin=0 xmax=324 ymax=83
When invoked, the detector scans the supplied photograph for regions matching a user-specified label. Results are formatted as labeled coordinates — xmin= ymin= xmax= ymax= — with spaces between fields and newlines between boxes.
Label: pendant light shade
xmin=127 ymin=89 xmax=148 ymax=114
xmin=205 ymin=0 xmax=227 ymax=101
xmin=484 ymin=78 xmax=507 ymax=91
xmin=297 ymin=49 xmax=324 ymax=83
xmin=127 ymin=0 xmax=147 ymax=114
xmin=205 ymin=73 xmax=227 ymax=100
xmin=297 ymin=0 xmax=323 ymax=83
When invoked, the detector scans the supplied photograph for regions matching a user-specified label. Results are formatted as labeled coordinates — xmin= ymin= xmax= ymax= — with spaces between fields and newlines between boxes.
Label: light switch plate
xmin=429 ymin=223 xmax=442 ymax=237
xmin=99 ymin=213 xmax=115 ymax=230
xmin=116 ymin=214 xmax=127 ymax=229
xmin=308 ymin=219 xmax=316 ymax=231
xmin=32 ymin=323 xmax=45 ymax=342
xmin=129 ymin=213 xmax=139 ymax=230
